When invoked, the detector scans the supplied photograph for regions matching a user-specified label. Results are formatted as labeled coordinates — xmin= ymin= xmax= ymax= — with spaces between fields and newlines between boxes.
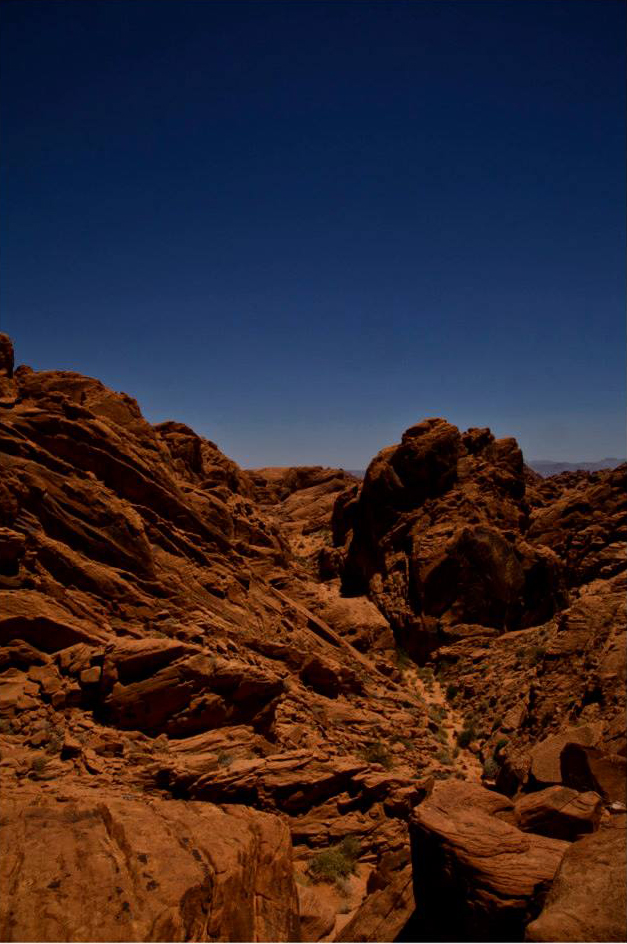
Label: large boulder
xmin=525 ymin=828 xmax=627 ymax=942
xmin=514 ymin=786 xmax=603 ymax=841
xmin=528 ymin=724 xmax=602 ymax=788
xmin=0 ymin=795 xmax=300 ymax=942
xmin=560 ymin=744 xmax=627 ymax=805
xmin=409 ymin=780 xmax=568 ymax=941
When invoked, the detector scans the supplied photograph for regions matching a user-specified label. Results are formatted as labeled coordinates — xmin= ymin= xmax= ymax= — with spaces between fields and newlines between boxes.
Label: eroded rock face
xmin=0 ymin=794 xmax=300 ymax=943
xmin=525 ymin=828 xmax=627 ymax=943
xmin=338 ymin=419 xmax=567 ymax=654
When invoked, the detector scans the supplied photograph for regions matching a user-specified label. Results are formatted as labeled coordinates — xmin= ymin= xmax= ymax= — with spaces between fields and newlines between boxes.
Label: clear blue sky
xmin=1 ymin=0 xmax=625 ymax=467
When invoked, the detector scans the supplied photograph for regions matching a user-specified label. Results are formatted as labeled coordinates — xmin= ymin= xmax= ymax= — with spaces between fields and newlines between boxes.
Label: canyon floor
xmin=0 ymin=332 xmax=625 ymax=943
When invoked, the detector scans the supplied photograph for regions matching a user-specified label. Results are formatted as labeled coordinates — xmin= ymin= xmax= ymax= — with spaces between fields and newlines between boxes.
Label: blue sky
xmin=1 ymin=0 xmax=624 ymax=466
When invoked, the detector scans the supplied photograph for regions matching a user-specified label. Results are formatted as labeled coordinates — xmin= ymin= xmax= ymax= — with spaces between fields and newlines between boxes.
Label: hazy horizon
xmin=2 ymin=1 xmax=625 ymax=468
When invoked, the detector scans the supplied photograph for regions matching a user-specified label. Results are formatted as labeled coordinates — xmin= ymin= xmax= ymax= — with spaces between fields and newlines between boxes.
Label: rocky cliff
xmin=0 ymin=334 xmax=624 ymax=942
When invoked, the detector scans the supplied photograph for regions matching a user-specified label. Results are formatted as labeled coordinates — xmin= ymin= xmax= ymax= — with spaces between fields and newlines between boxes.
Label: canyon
xmin=0 ymin=332 xmax=624 ymax=942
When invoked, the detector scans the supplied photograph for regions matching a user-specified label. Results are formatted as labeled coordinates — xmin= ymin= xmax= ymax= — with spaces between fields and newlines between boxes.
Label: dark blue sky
xmin=1 ymin=1 xmax=625 ymax=466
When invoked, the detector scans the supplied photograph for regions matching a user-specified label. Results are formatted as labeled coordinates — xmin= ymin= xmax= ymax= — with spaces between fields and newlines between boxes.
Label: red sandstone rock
xmin=1 ymin=333 xmax=625 ymax=941
xmin=525 ymin=828 xmax=627 ymax=942
xmin=409 ymin=780 xmax=568 ymax=941
xmin=0 ymin=794 xmax=300 ymax=942
xmin=514 ymin=785 xmax=603 ymax=841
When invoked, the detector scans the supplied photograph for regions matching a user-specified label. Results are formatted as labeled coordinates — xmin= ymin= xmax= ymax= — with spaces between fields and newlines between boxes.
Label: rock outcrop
xmin=336 ymin=419 xmax=569 ymax=656
xmin=526 ymin=827 xmax=627 ymax=942
xmin=0 ymin=794 xmax=299 ymax=942
xmin=1 ymin=332 xmax=624 ymax=942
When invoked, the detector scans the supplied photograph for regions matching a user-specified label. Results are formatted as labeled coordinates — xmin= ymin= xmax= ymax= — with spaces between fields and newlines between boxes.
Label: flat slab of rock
xmin=0 ymin=795 xmax=299 ymax=942
xmin=0 ymin=590 xmax=109 ymax=652
xmin=410 ymin=780 xmax=568 ymax=941
xmin=526 ymin=828 xmax=627 ymax=942
xmin=514 ymin=785 xmax=603 ymax=841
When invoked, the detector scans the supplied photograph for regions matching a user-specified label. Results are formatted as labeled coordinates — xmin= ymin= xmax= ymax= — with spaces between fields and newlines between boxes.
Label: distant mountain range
xmin=347 ymin=458 xmax=625 ymax=480
xmin=526 ymin=458 xmax=625 ymax=477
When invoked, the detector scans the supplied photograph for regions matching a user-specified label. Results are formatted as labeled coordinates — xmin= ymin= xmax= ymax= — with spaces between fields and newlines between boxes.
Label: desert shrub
xmin=436 ymin=749 xmax=453 ymax=766
xmin=528 ymin=645 xmax=546 ymax=664
xmin=393 ymin=736 xmax=413 ymax=749
xmin=494 ymin=737 xmax=508 ymax=755
xmin=445 ymin=683 xmax=458 ymax=701
xmin=457 ymin=726 xmax=475 ymax=749
xmin=30 ymin=754 xmax=48 ymax=775
xmin=395 ymin=647 xmax=411 ymax=669
xmin=308 ymin=837 xmax=360 ymax=885
xmin=359 ymin=741 xmax=392 ymax=770
xmin=482 ymin=757 xmax=500 ymax=780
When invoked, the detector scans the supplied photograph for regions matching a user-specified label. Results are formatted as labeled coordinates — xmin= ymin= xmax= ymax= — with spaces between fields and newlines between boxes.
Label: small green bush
xmin=308 ymin=837 xmax=360 ymax=885
xmin=393 ymin=736 xmax=413 ymax=749
xmin=482 ymin=757 xmax=500 ymax=780
xmin=528 ymin=645 xmax=546 ymax=664
xmin=30 ymin=754 xmax=48 ymax=774
xmin=359 ymin=741 xmax=392 ymax=770
xmin=436 ymin=749 xmax=453 ymax=766
xmin=395 ymin=647 xmax=411 ymax=669
xmin=457 ymin=727 xmax=475 ymax=749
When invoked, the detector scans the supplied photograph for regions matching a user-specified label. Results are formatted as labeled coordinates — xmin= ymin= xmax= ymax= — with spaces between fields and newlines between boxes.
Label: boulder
xmin=300 ymin=653 xmax=363 ymax=698
xmin=409 ymin=780 xmax=568 ymax=941
xmin=0 ymin=795 xmax=300 ymax=942
xmin=528 ymin=724 xmax=602 ymax=787
xmin=560 ymin=744 xmax=627 ymax=804
xmin=525 ymin=828 xmax=627 ymax=942
xmin=514 ymin=786 xmax=603 ymax=841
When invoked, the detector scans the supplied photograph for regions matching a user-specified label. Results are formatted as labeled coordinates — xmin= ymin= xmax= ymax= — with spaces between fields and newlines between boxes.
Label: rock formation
xmin=0 ymin=332 xmax=624 ymax=942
